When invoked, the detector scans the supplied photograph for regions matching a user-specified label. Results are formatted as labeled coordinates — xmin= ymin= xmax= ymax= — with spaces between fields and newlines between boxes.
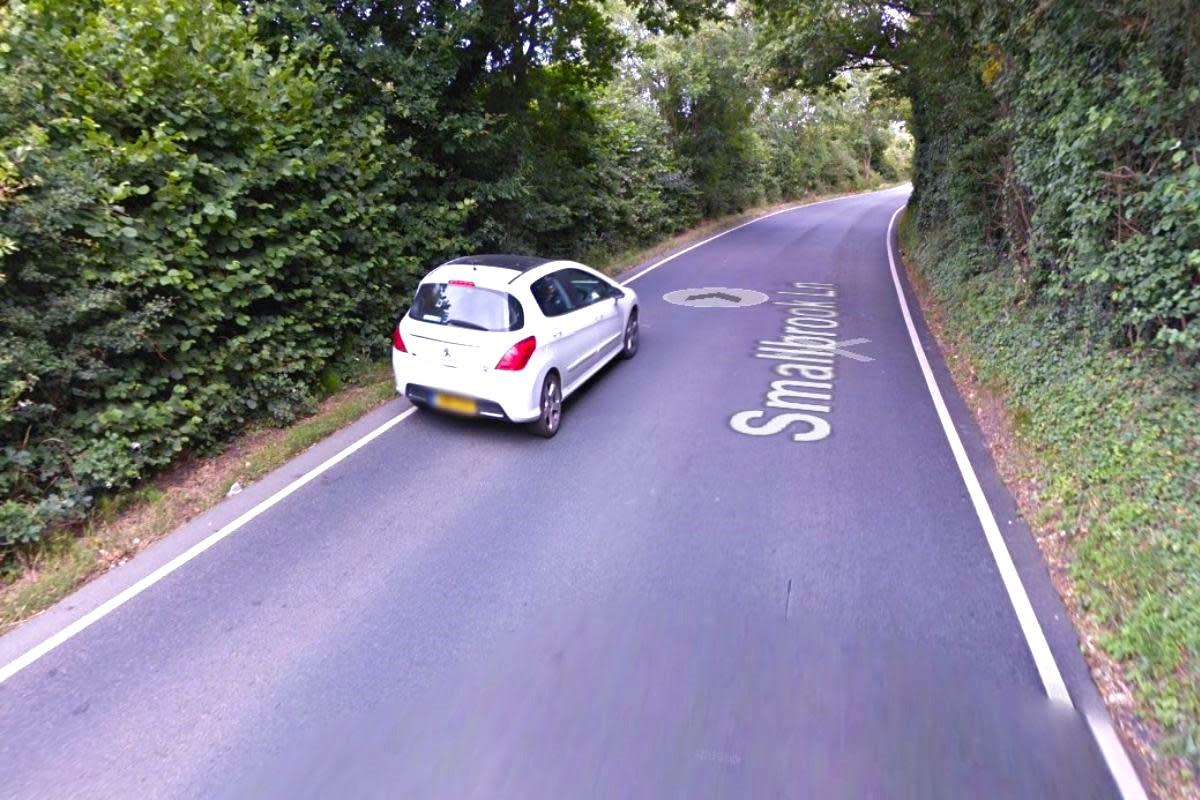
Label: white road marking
xmin=1086 ymin=710 xmax=1150 ymax=800
xmin=622 ymin=191 xmax=875 ymax=286
xmin=661 ymin=287 xmax=769 ymax=307
xmin=0 ymin=406 xmax=418 ymax=685
xmin=0 ymin=187 xmax=897 ymax=684
xmin=823 ymin=337 xmax=873 ymax=362
xmin=883 ymin=205 xmax=1071 ymax=704
xmin=884 ymin=207 xmax=1148 ymax=800
xmin=0 ymin=186 xmax=1148 ymax=800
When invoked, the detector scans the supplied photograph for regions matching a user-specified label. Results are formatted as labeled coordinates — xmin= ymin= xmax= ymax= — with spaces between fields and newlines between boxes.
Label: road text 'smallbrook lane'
xmin=730 ymin=281 xmax=843 ymax=443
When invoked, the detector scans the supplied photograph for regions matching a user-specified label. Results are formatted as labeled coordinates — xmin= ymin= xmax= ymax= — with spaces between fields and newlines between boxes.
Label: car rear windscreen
xmin=408 ymin=283 xmax=524 ymax=332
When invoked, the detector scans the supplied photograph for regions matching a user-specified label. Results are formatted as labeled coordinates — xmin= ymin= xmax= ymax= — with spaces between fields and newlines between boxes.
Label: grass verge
xmin=898 ymin=208 xmax=1200 ymax=799
xmin=0 ymin=183 xmax=891 ymax=635
xmin=0 ymin=362 xmax=396 ymax=633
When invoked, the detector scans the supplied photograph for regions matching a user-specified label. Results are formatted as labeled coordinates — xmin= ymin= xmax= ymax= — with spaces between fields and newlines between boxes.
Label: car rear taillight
xmin=449 ymin=279 xmax=475 ymax=287
xmin=392 ymin=325 xmax=407 ymax=352
xmin=495 ymin=336 xmax=536 ymax=370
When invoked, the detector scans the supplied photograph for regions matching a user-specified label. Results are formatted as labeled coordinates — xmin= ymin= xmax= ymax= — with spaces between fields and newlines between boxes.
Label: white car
xmin=392 ymin=255 xmax=639 ymax=437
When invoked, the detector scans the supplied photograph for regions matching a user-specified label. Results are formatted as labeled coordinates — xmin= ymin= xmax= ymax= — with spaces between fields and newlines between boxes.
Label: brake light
xmin=449 ymin=279 xmax=475 ymax=287
xmin=495 ymin=336 xmax=536 ymax=370
xmin=392 ymin=325 xmax=407 ymax=352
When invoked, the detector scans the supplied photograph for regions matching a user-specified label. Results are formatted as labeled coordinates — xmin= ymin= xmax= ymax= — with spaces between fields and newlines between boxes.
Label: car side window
xmin=530 ymin=275 xmax=575 ymax=317
xmin=557 ymin=268 xmax=611 ymax=308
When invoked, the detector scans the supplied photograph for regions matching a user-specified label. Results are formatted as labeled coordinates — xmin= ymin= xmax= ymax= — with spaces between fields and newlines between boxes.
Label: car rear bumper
xmin=392 ymin=350 xmax=542 ymax=423
xmin=404 ymin=383 xmax=509 ymax=420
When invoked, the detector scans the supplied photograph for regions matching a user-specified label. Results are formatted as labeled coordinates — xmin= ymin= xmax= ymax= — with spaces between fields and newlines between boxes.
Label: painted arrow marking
xmin=685 ymin=292 xmax=741 ymax=303
xmin=662 ymin=287 xmax=770 ymax=308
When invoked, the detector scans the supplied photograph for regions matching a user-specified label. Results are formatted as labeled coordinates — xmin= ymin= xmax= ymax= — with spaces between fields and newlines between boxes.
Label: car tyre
xmin=620 ymin=309 xmax=639 ymax=359
xmin=529 ymin=371 xmax=562 ymax=438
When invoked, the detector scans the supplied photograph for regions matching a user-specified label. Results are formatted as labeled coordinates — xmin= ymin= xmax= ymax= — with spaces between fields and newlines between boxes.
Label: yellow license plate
xmin=432 ymin=393 xmax=478 ymax=415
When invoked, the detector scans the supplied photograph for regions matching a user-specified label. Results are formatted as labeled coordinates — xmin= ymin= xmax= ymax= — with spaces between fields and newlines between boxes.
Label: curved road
xmin=0 ymin=186 xmax=1130 ymax=798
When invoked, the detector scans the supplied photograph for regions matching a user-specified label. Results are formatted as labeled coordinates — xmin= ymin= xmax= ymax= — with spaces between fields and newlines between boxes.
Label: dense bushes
xmin=984 ymin=2 xmax=1200 ymax=352
xmin=0 ymin=0 xmax=907 ymax=553
xmin=642 ymin=20 xmax=897 ymax=216
xmin=904 ymin=201 xmax=1200 ymax=778
xmin=906 ymin=1 xmax=1200 ymax=769
xmin=914 ymin=2 xmax=1200 ymax=354
xmin=749 ymin=0 xmax=1200 ymax=773
xmin=0 ymin=0 xmax=466 ymax=546
xmin=753 ymin=0 xmax=1199 ymax=356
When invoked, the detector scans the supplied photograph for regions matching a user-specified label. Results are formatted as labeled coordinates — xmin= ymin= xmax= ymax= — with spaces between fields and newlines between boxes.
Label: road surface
xmin=0 ymin=186 xmax=1129 ymax=798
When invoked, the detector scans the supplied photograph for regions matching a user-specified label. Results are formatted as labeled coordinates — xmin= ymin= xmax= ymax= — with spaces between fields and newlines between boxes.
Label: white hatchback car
xmin=392 ymin=255 xmax=639 ymax=437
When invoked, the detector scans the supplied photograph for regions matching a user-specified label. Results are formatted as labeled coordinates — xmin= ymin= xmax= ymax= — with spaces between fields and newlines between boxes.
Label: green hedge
xmin=902 ymin=0 xmax=1200 ymax=762
xmin=905 ymin=213 xmax=1200 ymax=769
xmin=0 ymin=0 xmax=466 ymax=546
xmin=988 ymin=2 xmax=1200 ymax=352
xmin=904 ymin=1 xmax=1200 ymax=353
xmin=0 ymin=0 xmax=905 ymax=555
xmin=749 ymin=0 xmax=1198 ymax=769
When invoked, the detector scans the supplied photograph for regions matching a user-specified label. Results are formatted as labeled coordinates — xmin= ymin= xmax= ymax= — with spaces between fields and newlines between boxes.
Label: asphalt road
xmin=0 ymin=186 xmax=1128 ymax=798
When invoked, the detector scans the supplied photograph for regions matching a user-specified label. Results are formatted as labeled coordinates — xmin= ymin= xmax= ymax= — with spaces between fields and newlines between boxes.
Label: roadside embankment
xmin=898 ymin=207 xmax=1200 ymax=799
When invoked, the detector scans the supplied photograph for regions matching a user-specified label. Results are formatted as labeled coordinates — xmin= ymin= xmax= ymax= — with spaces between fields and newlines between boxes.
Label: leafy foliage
xmin=905 ymin=216 xmax=1200 ymax=774
xmin=759 ymin=0 xmax=1200 ymax=773
xmin=986 ymin=1 xmax=1200 ymax=351
xmin=753 ymin=0 xmax=1200 ymax=353
xmin=0 ymin=0 xmax=906 ymax=561
xmin=0 ymin=0 xmax=466 ymax=545
xmin=626 ymin=13 xmax=907 ymax=218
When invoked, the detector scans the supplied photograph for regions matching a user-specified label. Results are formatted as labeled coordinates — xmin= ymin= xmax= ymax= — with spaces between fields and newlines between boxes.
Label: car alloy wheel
xmin=531 ymin=372 xmax=562 ymax=438
xmin=621 ymin=310 xmax=639 ymax=359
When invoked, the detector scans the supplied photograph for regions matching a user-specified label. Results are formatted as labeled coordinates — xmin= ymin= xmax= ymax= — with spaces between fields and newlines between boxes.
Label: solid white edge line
xmin=0 ymin=406 xmax=418 ymax=686
xmin=0 ymin=189 xmax=878 ymax=685
xmin=0 ymin=186 xmax=895 ymax=683
xmin=883 ymin=205 xmax=1071 ymax=704
xmin=884 ymin=206 xmax=1148 ymax=800
xmin=1086 ymin=710 xmax=1150 ymax=800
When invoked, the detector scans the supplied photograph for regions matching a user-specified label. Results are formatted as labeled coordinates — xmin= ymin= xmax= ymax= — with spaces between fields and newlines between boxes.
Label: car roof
xmin=443 ymin=254 xmax=553 ymax=272
xmin=424 ymin=254 xmax=595 ymax=290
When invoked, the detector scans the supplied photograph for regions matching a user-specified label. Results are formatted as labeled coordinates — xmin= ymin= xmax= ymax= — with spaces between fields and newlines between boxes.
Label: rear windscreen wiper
xmin=445 ymin=319 xmax=488 ymax=331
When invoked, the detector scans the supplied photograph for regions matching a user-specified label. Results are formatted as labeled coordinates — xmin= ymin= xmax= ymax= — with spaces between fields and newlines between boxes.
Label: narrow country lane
xmin=0 ymin=187 xmax=1124 ymax=799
